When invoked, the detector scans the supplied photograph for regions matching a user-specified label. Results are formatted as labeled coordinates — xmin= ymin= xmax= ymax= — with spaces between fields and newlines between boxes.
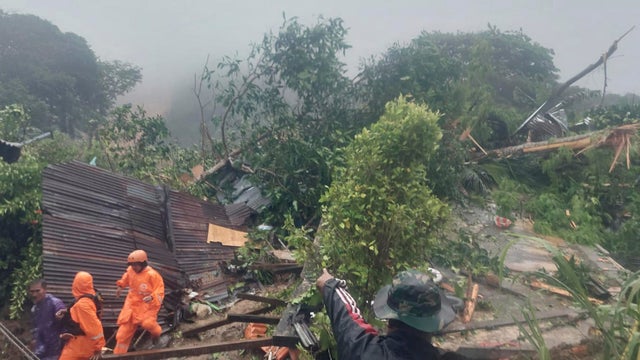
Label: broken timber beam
xmin=479 ymin=132 xmax=595 ymax=159
xmin=102 ymin=338 xmax=279 ymax=360
xmin=529 ymin=280 xmax=604 ymax=305
xmin=477 ymin=123 xmax=640 ymax=161
xmin=442 ymin=308 xmax=577 ymax=334
xmin=462 ymin=281 xmax=479 ymax=323
xmin=181 ymin=304 xmax=275 ymax=337
xmin=227 ymin=313 xmax=281 ymax=325
xmin=236 ymin=293 xmax=287 ymax=307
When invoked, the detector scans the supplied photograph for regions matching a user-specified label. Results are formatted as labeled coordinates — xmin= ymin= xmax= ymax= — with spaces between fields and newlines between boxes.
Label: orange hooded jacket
xmin=59 ymin=271 xmax=105 ymax=360
xmin=116 ymin=265 xmax=164 ymax=325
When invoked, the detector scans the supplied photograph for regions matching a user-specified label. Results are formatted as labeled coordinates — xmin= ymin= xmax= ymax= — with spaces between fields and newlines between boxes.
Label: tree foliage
xmin=198 ymin=16 xmax=355 ymax=227
xmin=319 ymin=97 xmax=449 ymax=303
xmin=0 ymin=106 xmax=85 ymax=318
xmin=0 ymin=10 xmax=141 ymax=136
xmin=95 ymin=105 xmax=202 ymax=192
xmin=358 ymin=26 xmax=558 ymax=130
xmin=585 ymin=102 xmax=640 ymax=130
xmin=0 ymin=149 xmax=43 ymax=309
xmin=355 ymin=26 xmax=560 ymax=200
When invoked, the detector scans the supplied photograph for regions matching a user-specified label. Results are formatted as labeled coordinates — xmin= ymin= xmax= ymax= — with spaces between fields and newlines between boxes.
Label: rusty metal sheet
xmin=42 ymin=161 xmax=255 ymax=329
xmin=101 ymin=338 xmax=278 ymax=360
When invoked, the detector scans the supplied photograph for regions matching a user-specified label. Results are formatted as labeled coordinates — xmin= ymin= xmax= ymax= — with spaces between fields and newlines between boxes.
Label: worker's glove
xmin=335 ymin=278 xmax=347 ymax=288
xmin=116 ymin=286 xmax=123 ymax=298
xmin=142 ymin=295 xmax=153 ymax=303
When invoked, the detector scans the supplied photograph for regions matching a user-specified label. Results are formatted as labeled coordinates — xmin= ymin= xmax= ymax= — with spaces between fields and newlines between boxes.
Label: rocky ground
xmin=435 ymin=203 xmax=624 ymax=360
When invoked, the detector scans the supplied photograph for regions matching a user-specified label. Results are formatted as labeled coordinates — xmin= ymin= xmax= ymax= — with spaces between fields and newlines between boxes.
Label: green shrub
xmin=319 ymin=96 xmax=449 ymax=304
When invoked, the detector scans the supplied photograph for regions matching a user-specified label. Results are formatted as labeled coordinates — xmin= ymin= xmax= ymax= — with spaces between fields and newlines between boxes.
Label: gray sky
xmin=2 ymin=0 xmax=639 ymax=116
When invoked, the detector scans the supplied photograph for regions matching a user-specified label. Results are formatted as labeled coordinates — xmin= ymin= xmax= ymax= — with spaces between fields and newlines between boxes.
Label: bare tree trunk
xmin=478 ymin=124 xmax=639 ymax=161
xmin=513 ymin=27 xmax=634 ymax=136
xmin=482 ymin=133 xmax=596 ymax=158
xmin=193 ymin=56 xmax=216 ymax=159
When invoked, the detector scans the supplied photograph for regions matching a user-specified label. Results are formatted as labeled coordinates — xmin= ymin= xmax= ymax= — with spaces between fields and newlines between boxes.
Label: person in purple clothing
xmin=29 ymin=278 xmax=66 ymax=360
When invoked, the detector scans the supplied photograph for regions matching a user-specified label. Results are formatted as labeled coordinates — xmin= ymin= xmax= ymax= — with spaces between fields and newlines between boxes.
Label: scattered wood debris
xmin=529 ymin=280 xmax=604 ymax=305
xmin=462 ymin=276 xmax=479 ymax=323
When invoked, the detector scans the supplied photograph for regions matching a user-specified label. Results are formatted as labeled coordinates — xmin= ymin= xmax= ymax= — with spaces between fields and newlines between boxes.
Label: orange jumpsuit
xmin=113 ymin=265 xmax=165 ymax=354
xmin=59 ymin=271 xmax=105 ymax=360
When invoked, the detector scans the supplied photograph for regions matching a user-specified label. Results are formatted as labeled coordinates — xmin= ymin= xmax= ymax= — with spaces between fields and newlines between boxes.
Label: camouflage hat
xmin=373 ymin=269 xmax=456 ymax=332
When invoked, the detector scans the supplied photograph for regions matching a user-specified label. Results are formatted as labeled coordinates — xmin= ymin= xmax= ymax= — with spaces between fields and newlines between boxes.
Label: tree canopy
xmin=195 ymin=16 xmax=357 ymax=228
xmin=0 ymin=10 xmax=141 ymax=136
xmin=357 ymin=26 xmax=559 ymax=147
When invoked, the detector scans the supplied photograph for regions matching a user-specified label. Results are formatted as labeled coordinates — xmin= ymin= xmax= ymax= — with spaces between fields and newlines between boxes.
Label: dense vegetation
xmin=319 ymin=97 xmax=449 ymax=304
xmin=0 ymin=10 xmax=141 ymax=136
xmin=2 ymin=9 xmax=640 ymax=358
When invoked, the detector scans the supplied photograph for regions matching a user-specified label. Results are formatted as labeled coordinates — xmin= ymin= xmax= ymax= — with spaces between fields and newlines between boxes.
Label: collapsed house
xmin=36 ymin=141 xmax=636 ymax=358
xmin=41 ymin=161 xmax=261 ymax=330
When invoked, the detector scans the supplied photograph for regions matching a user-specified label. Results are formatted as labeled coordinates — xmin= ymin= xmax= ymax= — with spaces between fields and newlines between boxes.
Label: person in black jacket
xmin=316 ymin=268 xmax=467 ymax=360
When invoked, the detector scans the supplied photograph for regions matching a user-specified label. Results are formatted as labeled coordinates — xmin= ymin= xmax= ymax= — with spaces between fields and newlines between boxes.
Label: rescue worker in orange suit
xmin=59 ymin=271 xmax=105 ymax=360
xmin=113 ymin=249 xmax=165 ymax=354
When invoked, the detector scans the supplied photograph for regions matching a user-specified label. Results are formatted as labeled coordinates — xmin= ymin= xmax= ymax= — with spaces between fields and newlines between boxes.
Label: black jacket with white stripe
xmin=321 ymin=278 xmax=443 ymax=359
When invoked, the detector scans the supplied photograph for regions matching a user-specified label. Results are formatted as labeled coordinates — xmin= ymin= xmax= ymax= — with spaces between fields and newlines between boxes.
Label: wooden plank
xmin=207 ymin=223 xmax=248 ymax=246
xmin=270 ymin=250 xmax=296 ymax=262
xmin=227 ymin=314 xmax=281 ymax=325
xmin=236 ymin=293 xmax=287 ymax=306
xmin=442 ymin=308 xmax=576 ymax=334
xmin=103 ymin=338 xmax=276 ymax=360
xmin=529 ymin=280 xmax=603 ymax=305
xmin=456 ymin=345 xmax=536 ymax=359
xmin=462 ymin=283 xmax=479 ymax=323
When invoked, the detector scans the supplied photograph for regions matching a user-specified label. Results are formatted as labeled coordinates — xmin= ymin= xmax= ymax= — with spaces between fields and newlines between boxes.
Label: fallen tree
xmin=512 ymin=26 xmax=635 ymax=137
xmin=475 ymin=123 xmax=639 ymax=172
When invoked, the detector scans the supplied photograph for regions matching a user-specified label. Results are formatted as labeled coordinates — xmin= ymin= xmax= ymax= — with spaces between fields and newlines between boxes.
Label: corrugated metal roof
xmin=231 ymin=176 xmax=271 ymax=212
xmin=42 ymin=161 xmax=255 ymax=329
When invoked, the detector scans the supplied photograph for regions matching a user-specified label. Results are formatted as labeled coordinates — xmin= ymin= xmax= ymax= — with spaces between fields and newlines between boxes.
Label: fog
xmin=2 ymin=0 xmax=639 ymax=143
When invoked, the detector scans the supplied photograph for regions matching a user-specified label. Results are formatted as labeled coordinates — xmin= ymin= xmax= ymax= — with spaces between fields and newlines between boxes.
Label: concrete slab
xmin=504 ymin=238 xmax=558 ymax=273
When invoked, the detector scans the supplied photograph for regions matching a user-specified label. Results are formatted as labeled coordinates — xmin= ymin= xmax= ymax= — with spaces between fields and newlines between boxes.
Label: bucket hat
xmin=373 ymin=269 xmax=457 ymax=332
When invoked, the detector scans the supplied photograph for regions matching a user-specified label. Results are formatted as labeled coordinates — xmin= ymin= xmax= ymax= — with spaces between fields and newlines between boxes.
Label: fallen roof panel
xmin=42 ymin=161 xmax=255 ymax=328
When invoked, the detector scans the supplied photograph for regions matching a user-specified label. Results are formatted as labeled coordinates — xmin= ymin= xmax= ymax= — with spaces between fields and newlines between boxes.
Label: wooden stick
xmin=626 ymin=135 xmax=631 ymax=169
xmin=529 ymin=280 xmax=603 ymax=305
xmin=462 ymin=279 xmax=479 ymax=323
xmin=468 ymin=134 xmax=488 ymax=155
xmin=439 ymin=282 xmax=455 ymax=294
xmin=609 ymin=140 xmax=625 ymax=173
